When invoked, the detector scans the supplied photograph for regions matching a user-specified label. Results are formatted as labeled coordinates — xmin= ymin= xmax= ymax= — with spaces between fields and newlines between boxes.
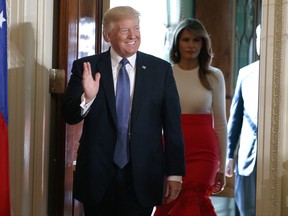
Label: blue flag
xmin=0 ymin=0 xmax=10 ymax=215
xmin=0 ymin=0 xmax=7 ymax=124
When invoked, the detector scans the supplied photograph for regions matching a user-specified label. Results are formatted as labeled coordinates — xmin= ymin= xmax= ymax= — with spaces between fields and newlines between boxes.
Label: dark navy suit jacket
xmin=62 ymin=49 xmax=185 ymax=207
xmin=227 ymin=60 xmax=259 ymax=176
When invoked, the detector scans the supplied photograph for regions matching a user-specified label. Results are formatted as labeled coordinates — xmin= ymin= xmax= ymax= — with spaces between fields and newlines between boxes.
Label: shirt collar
xmin=110 ymin=47 xmax=137 ymax=70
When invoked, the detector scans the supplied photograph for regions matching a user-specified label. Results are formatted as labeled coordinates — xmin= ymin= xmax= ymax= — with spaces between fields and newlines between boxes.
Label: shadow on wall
xmin=8 ymin=22 xmax=50 ymax=216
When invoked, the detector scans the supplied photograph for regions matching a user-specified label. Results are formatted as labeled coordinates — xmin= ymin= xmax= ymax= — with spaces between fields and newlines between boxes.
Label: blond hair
xmin=102 ymin=6 xmax=141 ymax=42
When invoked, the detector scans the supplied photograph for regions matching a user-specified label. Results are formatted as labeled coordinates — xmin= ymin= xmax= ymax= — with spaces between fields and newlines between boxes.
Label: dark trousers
xmin=234 ymin=164 xmax=256 ymax=216
xmin=83 ymin=163 xmax=153 ymax=216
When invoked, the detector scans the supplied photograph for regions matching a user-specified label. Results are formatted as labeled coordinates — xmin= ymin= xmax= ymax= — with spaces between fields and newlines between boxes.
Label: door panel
xmin=195 ymin=0 xmax=235 ymax=198
xmin=54 ymin=0 xmax=103 ymax=215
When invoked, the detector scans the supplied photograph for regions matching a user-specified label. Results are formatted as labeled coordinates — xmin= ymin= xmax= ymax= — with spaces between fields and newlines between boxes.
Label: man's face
xmin=107 ymin=18 xmax=141 ymax=58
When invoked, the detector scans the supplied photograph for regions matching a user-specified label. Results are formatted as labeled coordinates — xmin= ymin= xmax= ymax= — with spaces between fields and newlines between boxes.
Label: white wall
xmin=7 ymin=0 xmax=53 ymax=215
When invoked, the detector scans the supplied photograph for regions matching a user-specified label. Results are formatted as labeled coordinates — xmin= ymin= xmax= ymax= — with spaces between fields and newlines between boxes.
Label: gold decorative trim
xmin=270 ymin=0 xmax=283 ymax=215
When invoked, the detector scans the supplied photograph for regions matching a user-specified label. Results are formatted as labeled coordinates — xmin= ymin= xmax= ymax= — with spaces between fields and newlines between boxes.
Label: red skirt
xmin=154 ymin=114 xmax=220 ymax=216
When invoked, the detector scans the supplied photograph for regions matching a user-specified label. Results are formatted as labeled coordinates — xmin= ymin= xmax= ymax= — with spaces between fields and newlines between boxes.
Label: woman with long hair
xmin=154 ymin=18 xmax=227 ymax=216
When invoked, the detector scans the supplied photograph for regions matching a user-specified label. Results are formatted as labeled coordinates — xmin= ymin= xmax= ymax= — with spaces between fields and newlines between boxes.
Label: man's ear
xmin=103 ymin=32 xmax=111 ymax=42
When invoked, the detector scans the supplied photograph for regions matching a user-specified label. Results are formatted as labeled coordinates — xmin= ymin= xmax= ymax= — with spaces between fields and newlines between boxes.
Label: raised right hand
xmin=82 ymin=62 xmax=101 ymax=103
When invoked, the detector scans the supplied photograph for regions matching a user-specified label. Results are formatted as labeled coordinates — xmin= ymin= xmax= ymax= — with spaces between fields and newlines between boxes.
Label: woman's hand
xmin=212 ymin=171 xmax=226 ymax=194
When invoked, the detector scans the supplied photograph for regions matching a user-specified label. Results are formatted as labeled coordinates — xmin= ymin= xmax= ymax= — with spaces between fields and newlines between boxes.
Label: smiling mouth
xmin=126 ymin=41 xmax=136 ymax=45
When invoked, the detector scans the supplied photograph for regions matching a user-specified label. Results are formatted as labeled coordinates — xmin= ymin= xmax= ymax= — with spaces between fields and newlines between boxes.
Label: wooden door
xmin=51 ymin=0 xmax=104 ymax=215
xmin=195 ymin=0 xmax=236 ymax=198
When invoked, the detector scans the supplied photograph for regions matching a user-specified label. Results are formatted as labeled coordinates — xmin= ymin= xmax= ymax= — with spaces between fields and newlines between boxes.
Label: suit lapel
xmin=97 ymin=51 xmax=117 ymax=127
xmin=131 ymin=52 xmax=148 ymax=125
xmin=97 ymin=51 xmax=149 ymax=129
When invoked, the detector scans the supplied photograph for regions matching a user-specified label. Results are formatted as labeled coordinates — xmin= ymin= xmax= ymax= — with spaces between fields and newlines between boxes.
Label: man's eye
xmin=121 ymin=29 xmax=129 ymax=34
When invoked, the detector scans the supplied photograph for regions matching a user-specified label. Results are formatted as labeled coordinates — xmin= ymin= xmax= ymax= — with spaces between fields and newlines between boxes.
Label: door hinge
xmin=49 ymin=69 xmax=65 ymax=93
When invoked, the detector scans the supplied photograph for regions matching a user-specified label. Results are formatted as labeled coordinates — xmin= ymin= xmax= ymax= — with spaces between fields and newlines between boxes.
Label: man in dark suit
xmin=62 ymin=6 xmax=185 ymax=216
xmin=226 ymin=25 xmax=261 ymax=216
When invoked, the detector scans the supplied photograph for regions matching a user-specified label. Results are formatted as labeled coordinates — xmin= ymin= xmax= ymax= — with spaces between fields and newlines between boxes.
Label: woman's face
xmin=178 ymin=29 xmax=203 ymax=61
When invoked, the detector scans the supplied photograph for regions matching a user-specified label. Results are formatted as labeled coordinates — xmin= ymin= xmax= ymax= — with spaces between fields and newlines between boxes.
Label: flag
xmin=0 ymin=0 xmax=11 ymax=215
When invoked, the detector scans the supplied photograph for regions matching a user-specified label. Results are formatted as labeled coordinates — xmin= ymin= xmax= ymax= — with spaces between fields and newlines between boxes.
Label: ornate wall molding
xmin=257 ymin=0 xmax=286 ymax=215
xmin=270 ymin=0 xmax=283 ymax=214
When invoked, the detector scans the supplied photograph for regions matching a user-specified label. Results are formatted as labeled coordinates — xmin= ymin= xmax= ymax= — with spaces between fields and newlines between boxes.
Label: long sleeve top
xmin=173 ymin=64 xmax=227 ymax=173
